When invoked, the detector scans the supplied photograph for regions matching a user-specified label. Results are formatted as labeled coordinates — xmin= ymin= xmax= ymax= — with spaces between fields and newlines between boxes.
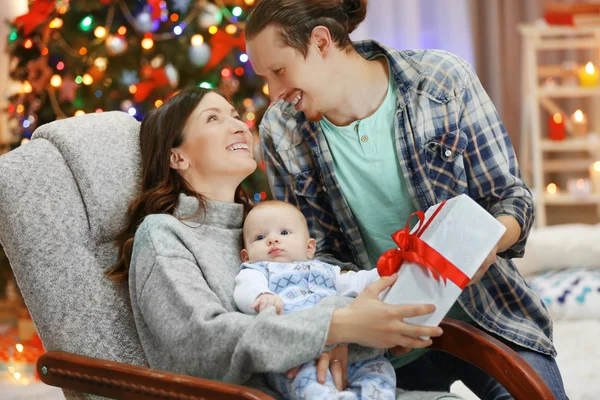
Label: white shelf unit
xmin=519 ymin=23 xmax=600 ymax=227
xmin=544 ymin=193 xmax=600 ymax=205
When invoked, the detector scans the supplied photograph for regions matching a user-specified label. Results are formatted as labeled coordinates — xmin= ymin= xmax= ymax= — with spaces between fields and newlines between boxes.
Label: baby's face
xmin=242 ymin=205 xmax=315 ymax=263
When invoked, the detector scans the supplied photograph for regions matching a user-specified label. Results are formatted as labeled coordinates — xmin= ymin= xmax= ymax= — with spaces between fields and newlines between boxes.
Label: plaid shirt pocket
xmin=423 ymin=130 xmax=469 ymax=199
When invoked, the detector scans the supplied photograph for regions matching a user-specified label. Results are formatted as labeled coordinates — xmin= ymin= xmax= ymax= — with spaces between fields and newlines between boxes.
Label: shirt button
xmin=444 ymin=149 xmax=452 ymax=157
xmin=354 ymin=124 xmax=359 ymax=132
xmin=361 ymin=135 xmax=369 ymax=142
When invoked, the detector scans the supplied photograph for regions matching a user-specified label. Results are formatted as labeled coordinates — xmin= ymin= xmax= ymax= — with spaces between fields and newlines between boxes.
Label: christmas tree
xmin=6 ymin=0 xmax=272 ymax=201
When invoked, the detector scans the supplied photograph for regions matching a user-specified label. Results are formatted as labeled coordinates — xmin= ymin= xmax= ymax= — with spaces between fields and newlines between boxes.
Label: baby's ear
xmin=240 ymin=249 xmax=249 ymax=262
xmin=307 ymin=238 xmax=317 ymax=259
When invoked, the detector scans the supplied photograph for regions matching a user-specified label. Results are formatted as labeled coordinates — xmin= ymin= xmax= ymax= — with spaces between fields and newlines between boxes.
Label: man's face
xmin=247 ymin=25 xmax=333 ymax=122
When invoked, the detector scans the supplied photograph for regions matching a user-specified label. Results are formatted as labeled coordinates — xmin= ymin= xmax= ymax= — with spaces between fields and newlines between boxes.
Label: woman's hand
xmin=286 ymin=346 xmax=348 ymax=390
xmin=251 ymin=293 xmax=284 ymax=314
xmin=327 ymin=274 xmax=443 ymax=349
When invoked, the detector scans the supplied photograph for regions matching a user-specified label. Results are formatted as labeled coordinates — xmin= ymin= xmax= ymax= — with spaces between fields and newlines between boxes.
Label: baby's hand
xmin=251 ymin=293 xmax=284 ymax=315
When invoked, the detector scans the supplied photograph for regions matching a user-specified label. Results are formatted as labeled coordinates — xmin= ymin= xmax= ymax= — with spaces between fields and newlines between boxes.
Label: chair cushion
xmin=0 ymin=119 xmax=148 ymax=400
xmin=32 ymin=111 xmax=141 ymax=244
xmin=527 ymin=268 xmax=600 ymax=321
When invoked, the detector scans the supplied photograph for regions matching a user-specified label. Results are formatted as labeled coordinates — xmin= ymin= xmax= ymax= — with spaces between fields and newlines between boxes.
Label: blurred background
xmin=0 ymin=0 xmax=599 ymax=399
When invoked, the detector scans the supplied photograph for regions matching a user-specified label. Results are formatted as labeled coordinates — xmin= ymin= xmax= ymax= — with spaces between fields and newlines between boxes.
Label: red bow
xmin=377 ymin=202 xmax=470 ymax=290
xmin=203 ymin=30 xmax=246 ymax=71
xmin=13 ymin=0 xmax=56 ymax=36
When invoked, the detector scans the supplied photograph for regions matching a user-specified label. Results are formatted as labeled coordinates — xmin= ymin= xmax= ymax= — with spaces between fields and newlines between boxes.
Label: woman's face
xmin=247 ymin=25 xmax=333 ymax=122
xmin=174 ymin=92 xmax=256 ymax=184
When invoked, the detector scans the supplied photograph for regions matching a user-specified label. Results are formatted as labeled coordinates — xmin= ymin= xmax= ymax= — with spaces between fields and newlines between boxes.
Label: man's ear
xmin=310 ymin=26 xmax=332 ymax=54
xmin=307 ymin=238 xmax=317 ymax=259
xmin=241 ymin=249 xmax=249 ymax=262
xmin=170 ymin=149 xmax=189 ymax=171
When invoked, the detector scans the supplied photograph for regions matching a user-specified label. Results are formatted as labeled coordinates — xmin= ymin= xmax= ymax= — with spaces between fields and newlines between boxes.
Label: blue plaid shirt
xmin=259 ymin=40 xmax=555 ymax=356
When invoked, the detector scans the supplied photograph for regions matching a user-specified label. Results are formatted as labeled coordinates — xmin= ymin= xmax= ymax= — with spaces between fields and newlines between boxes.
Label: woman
xmin=244 ymin=0 xmax=568 ymax=399
xmin=105 ymin=87 xmax=456 ymax=399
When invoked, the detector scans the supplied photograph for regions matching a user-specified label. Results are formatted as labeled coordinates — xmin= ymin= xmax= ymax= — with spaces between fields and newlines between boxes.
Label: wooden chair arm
xmin=433 ymin=319 xmax=555 ymax=400
xmin=37 ymin=320 xmax=555 ymax=400
xmin=37 ymin=351 xmax=275 ymax=400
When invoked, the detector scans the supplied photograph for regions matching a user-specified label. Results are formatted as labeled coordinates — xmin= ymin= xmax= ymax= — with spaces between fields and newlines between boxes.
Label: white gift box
xmin=381 ymin=194 xmax=506 ymax=333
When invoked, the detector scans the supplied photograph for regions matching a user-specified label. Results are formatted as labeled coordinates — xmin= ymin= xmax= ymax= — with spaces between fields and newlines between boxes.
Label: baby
xmin=234 ymin=200 xmax=396 ymax=400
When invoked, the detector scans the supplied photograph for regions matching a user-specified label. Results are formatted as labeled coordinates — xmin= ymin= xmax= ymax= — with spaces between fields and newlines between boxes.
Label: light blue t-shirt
xmin=320 ymin=60 xmax=416 ymax=269
xmin=320 ymin=59 xmax=474 ymax=368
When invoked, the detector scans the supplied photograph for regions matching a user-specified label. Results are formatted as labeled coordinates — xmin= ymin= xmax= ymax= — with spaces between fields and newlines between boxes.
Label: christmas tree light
xmin=6 ymin=0 xmax=272 ymax=200
xmin=7 ymin=0 xmax=269 ymax=141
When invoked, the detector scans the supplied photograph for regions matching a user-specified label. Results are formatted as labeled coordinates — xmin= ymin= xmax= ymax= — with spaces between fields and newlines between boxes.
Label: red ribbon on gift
xmin=203 ymin=30 xmax=247 ymax=72
xmin=377 ymin=201 xmax=470 ymax=289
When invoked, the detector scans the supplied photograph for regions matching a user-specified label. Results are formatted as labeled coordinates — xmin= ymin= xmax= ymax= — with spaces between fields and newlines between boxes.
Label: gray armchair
xmin=0 ymin=111 xmax=554 ymax=399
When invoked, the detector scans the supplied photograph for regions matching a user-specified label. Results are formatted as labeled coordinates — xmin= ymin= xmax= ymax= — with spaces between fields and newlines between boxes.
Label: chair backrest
xmin=0 ymin=111 xmax=148 ymax=399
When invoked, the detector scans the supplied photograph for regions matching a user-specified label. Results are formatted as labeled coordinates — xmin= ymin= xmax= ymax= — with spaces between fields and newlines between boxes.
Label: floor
xmin=2 ymin=380 xmax=64 ymax=400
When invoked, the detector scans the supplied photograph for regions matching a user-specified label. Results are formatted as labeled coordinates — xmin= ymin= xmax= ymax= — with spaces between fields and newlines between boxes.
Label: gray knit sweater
xmin=128 ymin=194 xmax=366 ymax=395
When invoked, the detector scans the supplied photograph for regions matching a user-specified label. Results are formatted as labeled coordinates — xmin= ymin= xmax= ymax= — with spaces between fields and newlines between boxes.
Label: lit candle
xmin=567 ymin=178 xmax=592 ymax=196
xmin=549 ymin=113 xmax=566 ymax=141
xmin=570 ymin=110 xmax=588 ymax=137
xmin=590 ymin=161 xmax=600 ymax=193
xmin=578 ymin=62 xmax=599 ymax=87
xmin=562 ymin=61 xmax=579 ymax=86
xmin=543 ymin=77 xmax=557 ymax=87
xmin=546 ymin=182 xmax=558 ymax=195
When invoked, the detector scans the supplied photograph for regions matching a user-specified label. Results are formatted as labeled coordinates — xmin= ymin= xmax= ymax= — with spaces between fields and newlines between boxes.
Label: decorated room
xmin=0 ymin=1 xmax=598 ymax=399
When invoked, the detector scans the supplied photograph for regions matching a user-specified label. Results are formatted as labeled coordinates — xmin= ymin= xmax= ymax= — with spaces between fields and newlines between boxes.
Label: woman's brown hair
xmin=245 ymin=0 xmax=368 ymax=57
xmin=106 ymin=87 xmax=248 ymax=281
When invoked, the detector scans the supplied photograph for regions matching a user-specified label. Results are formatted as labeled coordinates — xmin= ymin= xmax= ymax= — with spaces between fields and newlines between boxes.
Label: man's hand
xmin=469 ymin=244 xmax=498 ymax=285
xmin=389 ymin=345 xmax=412 ymax=356
xmin=317 ymin=346 xmax=348 ymax=390
xmin=286 ymin=346 xmax=349 ymax=390
xmin=251 ymin=293 xmax=284 ymax=314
